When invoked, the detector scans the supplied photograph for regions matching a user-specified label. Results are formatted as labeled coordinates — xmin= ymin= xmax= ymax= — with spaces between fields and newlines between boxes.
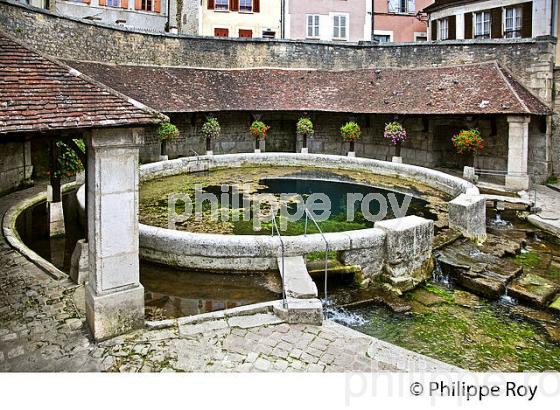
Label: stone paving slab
xmin=0 ymin=185 xmax=460 ymax=373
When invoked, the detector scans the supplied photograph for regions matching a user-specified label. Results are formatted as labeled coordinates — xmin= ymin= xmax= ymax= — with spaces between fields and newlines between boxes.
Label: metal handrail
xmin=473 ymin=168 xmax=539 ymax=208
xmin=271 ymin=210 xmax=288 ymax=309
xmin=304 ymin=208 xmax=330 ymax=303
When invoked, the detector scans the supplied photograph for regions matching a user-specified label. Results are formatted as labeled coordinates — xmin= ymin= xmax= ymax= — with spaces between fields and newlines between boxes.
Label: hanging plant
xmin=384 ymin=121 xmax=407 ymax=145
xmin=340 ymin=121 xmax=361 ymax=141
xmin=296 ymin=117 xmax=314 ymax=137
xmin=158 ymin=122 xmax=180 ymax=143
xmin=250 ymin=120 xmax=270 ymax=139
xmin=52 ymin=140 xmax=85 ymax=179
xmin=201 ymin=117 xmax=221 ymax=140
xmin=452 ymin=129 xmax=484 ymax=155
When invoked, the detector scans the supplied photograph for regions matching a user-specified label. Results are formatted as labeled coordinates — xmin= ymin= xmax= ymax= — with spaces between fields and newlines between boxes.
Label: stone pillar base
xmin=86 ymin=284 xmax=145 ymax=341
xmin=273 ymin=298 xmax=323 ymax=325
xmin=347 ymin=151 xmax=356 ymax=158
xmin=463 ymin=166 xmax=478 ymax=184
xmin=254 ymin=149 xmax=261 ymax=154
xmin=301 ymin=147 xmax=309 ymax=154
xmin=159 ymin=155 xmax=169 ymax=161
xmin=70 ymin=239 xmax=89 ymax=284
xmin=392 ymin=156 xmax=402 ymax=164
xmin=206 ymin=150 xmax=213 ymax=156
xmin=48 ymin=201 xmax=65 ymax=238
xmin=448 ymin=194 xmax=487 ymax=242
xmin=505 ymin=174 xmax=530 ymax=191
xmin=169 ymin=27 xmax=178 ymax=34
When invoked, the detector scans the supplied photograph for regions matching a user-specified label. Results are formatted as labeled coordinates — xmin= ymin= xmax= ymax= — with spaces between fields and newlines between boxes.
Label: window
xmin=474 ymin=11 xmax=491 ymax=38
xmin=439 ymin=18 xmax=448 ymax=40
xmin=215 ymin=0 xmax=228 ymax=11
xmin=414 ymin=33 xmax=427 ymax=42
xmin=214 ymin=27 xmax=229 ymax=37
xmin=239 ymin=29 xmax=252 ymax=38
xmin=239 ymin=0 xmax=252 ymax=12
xmin=374 ymin=34 xmax=391 ymax=43
xmin=333 ymin=14 xmax=348 ymax=40
xmin=307 ymin=14 xmax=320 ymax=38
xmin=504 ymin=6 xmax=522 ymax=38
xmin=107 ymin=0 xmax=120 ymax=7
xmin=388 ymin=0 xmax=415 ymax=14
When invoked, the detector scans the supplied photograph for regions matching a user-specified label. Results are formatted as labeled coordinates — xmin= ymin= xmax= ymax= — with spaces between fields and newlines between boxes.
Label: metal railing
xmin=474 ymin=168 xmax=538 ymax=208
xmin=270 ymin=210 xmax=288 ymax=309
xmin=304 ymin=208 xmax=330 ymax=302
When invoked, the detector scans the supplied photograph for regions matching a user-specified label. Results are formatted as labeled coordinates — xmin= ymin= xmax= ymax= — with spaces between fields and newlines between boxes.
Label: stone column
xmin=505 ymin=116 xmax=531 ymax=191
xmin=168 ymin=0 xmax=178 ymax=33
xmin=85 ymin=128 xmax=144 ymax=341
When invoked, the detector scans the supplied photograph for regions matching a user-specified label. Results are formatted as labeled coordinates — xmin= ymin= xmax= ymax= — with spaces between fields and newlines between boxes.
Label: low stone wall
xmin=0 ymin=141 xmax=33 ymax=196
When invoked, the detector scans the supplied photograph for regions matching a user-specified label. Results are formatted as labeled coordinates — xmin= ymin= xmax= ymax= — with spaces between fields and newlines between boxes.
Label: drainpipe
xmin=371 ymin=0 xmax=375 ymax=42
xmin=281 ymin=0 xmax=285 ymax=39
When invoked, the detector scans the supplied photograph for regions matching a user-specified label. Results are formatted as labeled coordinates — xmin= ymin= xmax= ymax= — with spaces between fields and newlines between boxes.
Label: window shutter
xmin=407 ymin=0 xmax=415 ymax=13
xmin=448 ymin=15 xmax=456 ymax=39
xmin=230 ymin=0 xmax=238 ymax=11
xmin=121 ymin=0 xmax=128 ymax=8
xmin=521 ymin=3 xmax=533 ymax=38
xmin=388 ymin=0 xmax=399 ymax=13
xmin=253 ymin=0 xmax=259 ymax=12
xmin=491 ymin=7 xmax=502 ymax=38
xmin=98 ymin=0 xmax=106 ymax=5
xmin=208 ymin=0 xmax=215 ymax=10
xmin=431 ymin=20 xmax=437 ymax=40
xmin=154 ymin=0 xmax=160 ymax=12
xmin=464 ymin=12 xmax=473 ymax=38
xmin=82 ymin=0 xmax=91 ymax=4
xmin=135 ymin=0 xmax=142 ymax=10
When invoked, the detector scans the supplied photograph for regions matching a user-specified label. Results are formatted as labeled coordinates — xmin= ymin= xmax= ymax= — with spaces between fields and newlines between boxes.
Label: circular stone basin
xmin=132 ymin=153 xmax=476 ymax=272
xmin=139 ymin=166 xmax=449 ymax=236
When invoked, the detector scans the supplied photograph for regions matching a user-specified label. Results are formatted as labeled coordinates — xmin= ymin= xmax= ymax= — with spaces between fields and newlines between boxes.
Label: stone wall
xmin=0 ymin=0 xmax=555 ymax=106
xmin=0 ymin=141 xmax=33 ymax=196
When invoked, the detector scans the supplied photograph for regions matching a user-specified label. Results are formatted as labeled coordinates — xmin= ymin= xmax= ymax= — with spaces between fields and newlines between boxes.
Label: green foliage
xmin=53 ymin=140 xmax=84 ymax=179
xmin=452 ymin=128 xmax=484 ymax=154
xmin=201 ymin=117 xmax=221 ymax=139
xmin=546 ymin=175 xmax=558 ymax=185
xmin=158 ymin=122 xmax=180 ymax=142
xmin=249 ymin=120 xmax=270 ymax=139
xmin=296 ymin=117 xmax=314 ymax=137
xmin=340 ymin=121 xmax=361 ymax=141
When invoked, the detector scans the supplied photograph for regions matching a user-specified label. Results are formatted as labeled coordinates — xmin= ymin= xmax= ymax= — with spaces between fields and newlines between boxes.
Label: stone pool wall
xmin=128 ymin=153 xmax=482 ymax=289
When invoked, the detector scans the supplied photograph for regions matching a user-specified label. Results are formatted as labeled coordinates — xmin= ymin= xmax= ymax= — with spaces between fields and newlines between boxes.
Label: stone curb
xmin=2 ymin=181 xmax=79 ymax=280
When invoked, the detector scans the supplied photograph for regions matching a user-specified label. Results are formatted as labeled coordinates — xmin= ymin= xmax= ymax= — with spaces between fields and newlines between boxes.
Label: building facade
xmin=286 ymin=0 xmax=372 ymax=43
xmin=425 ymin=0 xmax=556 ymax=41
xmin=201 ymin=0 xmax=282 ymax=38
xmin=17 ymin=0 xmax=200 ymax=34
xmin=373 ymin=0 xmax=432 ymax=42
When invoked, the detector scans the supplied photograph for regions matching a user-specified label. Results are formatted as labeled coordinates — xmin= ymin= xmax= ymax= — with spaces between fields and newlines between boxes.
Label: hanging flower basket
xmin=53 ymin=140 xmax=85 ymax=179
xmin=250 ymin=120 xmax=270 ymax=151
xmin=452 ymin=128 xmax=484 ymax=167
xmin=202 ymin=117 xmax=221 ymax=151
xmin=340 ymin=121 xmax=361 ymax=153
xmin=158 ymin=122 xmax=180 ymax=157
xmin=384 ymin=121 xmax=407 ymax=157
xmin=296 ymin=117 xmax=314 ymax=149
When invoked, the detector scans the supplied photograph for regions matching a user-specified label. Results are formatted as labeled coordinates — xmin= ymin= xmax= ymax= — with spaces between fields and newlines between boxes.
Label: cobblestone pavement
xmin=0 ymin=186 xmax=457 ymax=372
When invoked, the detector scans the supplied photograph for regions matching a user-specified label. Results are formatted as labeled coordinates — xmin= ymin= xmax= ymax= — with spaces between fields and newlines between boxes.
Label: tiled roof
xmin=0 ymin=33 xmax=165 ymax=136
xmin=66 ymin=61 xmax=551 ymax=116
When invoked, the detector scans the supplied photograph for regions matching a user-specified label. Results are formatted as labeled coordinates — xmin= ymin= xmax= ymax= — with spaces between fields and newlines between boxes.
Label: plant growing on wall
xmin=250 ymin=120 xmax=270 ymax=151
xmin=340 ymin=121 xmax=361 ymax=153
xmin=158 ymin=122 xmax=180 ymax=157
xmin=296 ymin=117 xmax=314 ymax=149
xmin=53 ymin=140 xmax=85 ymax=179
xmin=202 ymin=116 xmax=221 ymax=151
xmin=452 ymin=128 xmax=484 ymax=167
xmin=384 ymin=121 xmax=407 ymax=157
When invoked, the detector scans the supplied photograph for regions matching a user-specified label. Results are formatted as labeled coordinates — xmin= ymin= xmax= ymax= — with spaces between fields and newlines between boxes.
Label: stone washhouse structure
xmin=69 ymin=61 xmax=551 ymax=191
xmin=0 ymin=33 xmax=166 ymax=340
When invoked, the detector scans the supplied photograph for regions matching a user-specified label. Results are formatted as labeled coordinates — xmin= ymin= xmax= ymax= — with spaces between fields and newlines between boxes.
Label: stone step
xmin=278 ymin=256 xmax=318 ymax=299
xmin=507 ymin=273 xmax=560 ymax=308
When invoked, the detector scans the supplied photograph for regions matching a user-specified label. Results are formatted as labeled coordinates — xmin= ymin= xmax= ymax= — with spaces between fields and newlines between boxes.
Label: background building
xmin=373 ymin=0 xmax=433 ymax=42
xmin=286 ymin=0 xmax=372 ymax=42
xmin=201 ymin=0 xmax=282 ymax=38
